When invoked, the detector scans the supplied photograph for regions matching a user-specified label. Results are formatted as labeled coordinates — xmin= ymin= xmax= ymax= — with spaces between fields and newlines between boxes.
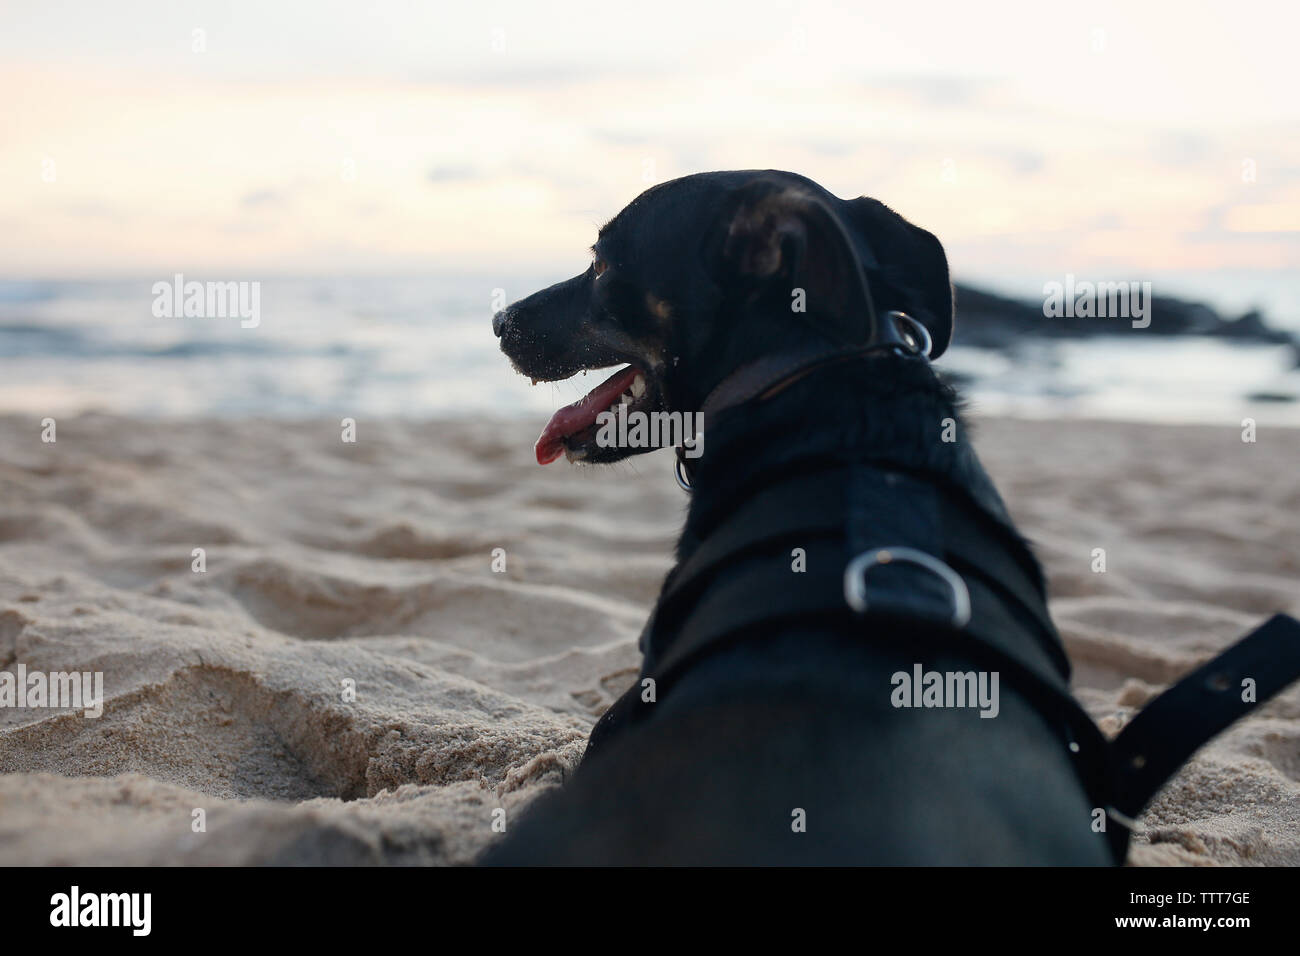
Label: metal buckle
xmin=843 ymin=546 xmax=971 ymax=629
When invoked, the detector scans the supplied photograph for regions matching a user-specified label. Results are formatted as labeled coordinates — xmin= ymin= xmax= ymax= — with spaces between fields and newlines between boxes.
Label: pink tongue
xmin=535 ymin=365 xmax=641 ymax=465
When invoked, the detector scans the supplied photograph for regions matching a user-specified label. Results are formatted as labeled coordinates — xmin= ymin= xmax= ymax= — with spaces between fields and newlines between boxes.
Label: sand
xmin=0 ymin=413 xmax=1296 ymax=865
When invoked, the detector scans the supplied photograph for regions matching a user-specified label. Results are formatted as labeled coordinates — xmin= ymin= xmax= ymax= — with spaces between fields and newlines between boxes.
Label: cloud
xmin=591 ymin=127 xmax=654 ymax=147
xmin=426 ymin=165 xmax=487 ymax=184
xmin=859 ymin=73 xmax=1004 ymax=109
xmin=1152 ymin=131 xmax=1214 ymax=168
xmin=58 ymin=201 xmax=127 ymax=222
xmin=408 ymin=62 xmax=667 ymax=91
xmin=1006 ymin=150 xmax=1046 ymax=176
xmin=240 ymin=189 xmax=290 ymax=208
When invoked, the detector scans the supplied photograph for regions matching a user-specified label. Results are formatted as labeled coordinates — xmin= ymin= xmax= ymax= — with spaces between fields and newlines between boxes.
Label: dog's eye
xmin=593 ymin=258 xmax=608 ymax=278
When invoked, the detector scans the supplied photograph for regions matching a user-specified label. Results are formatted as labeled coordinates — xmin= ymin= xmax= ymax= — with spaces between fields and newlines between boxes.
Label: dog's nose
xmin=492 ymin=309 xmax=509 ymax=338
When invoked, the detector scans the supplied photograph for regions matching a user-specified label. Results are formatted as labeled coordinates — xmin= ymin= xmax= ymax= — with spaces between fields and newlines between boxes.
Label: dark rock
xmin=1245 ymin=391 xmax=1297 ymax=403
xmin=950 ymin=282 xmax=1297 ymax=351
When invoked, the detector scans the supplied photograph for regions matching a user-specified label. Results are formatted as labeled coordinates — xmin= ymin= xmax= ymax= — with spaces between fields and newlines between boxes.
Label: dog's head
xmin=494 ymin=170 xmax=954 ymax=465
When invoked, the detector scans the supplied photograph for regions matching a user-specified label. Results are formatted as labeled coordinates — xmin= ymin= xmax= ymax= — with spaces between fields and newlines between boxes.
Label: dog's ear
xmin=840 ymin=197 xmax=954 ymax=358
xmin=704 ymin=180 xmax=877 ymax=346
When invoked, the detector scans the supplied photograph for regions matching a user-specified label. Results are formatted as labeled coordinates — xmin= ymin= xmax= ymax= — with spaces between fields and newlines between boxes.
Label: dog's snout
xmin=492 ymin=308 xmax=510 ymax=338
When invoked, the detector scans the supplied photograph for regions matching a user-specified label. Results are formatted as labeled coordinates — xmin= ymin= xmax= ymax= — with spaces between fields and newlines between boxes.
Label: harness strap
xmin=648 ymin=537 xmax=1073 ymax=702
xmin=655 ymin=465 xmax=1068 ymax=679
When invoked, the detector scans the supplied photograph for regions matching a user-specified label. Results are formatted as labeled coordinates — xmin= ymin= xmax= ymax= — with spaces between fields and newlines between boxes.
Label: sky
xmin=2 ymin=0 xmax=1298 ymax=299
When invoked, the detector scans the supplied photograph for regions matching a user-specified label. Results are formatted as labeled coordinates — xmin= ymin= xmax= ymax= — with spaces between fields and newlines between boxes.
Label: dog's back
xmin=485 ymin=357 xmax=1111 ymax=865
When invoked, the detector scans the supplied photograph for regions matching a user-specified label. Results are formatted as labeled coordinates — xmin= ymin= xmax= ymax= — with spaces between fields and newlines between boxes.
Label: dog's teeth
xmin=631 ymin=374 xmax=646 ymax=398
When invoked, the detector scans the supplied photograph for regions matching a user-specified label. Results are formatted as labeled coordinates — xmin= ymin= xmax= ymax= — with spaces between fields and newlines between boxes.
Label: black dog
xmin=487 ymin=170 xmax=1300 ymax=865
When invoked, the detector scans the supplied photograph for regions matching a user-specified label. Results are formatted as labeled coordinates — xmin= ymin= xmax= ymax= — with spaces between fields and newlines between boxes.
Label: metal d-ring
xmin=674 ymin=455 xmax=693 ymax=493
xmin=884 ymin=310 xmax=933 ymax=359
xmin=843 ymin=545 xmax=971 ymax=628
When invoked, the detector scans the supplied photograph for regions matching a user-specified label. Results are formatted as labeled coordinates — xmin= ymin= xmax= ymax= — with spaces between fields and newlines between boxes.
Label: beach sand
xmin=0 ymin=413 xmax=1296 ymax=865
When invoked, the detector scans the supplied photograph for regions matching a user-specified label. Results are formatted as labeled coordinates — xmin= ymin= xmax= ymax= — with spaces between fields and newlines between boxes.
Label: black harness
xmin=590 ymin=311 xmax=1300 ymax=863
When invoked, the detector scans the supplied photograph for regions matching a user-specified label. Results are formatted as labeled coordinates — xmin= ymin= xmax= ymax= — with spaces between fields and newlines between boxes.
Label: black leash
xmin=1109 ymin=613 xmax=1300 ymax=823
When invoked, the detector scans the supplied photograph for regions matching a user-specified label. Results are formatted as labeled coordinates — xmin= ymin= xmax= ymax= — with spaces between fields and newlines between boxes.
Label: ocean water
xmin=2 ymin=276 xmax=1299 ymax=426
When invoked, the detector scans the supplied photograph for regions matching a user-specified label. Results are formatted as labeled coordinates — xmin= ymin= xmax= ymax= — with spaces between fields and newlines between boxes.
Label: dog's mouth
xmin=534 ymin=363 xmax=663 ymax=465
